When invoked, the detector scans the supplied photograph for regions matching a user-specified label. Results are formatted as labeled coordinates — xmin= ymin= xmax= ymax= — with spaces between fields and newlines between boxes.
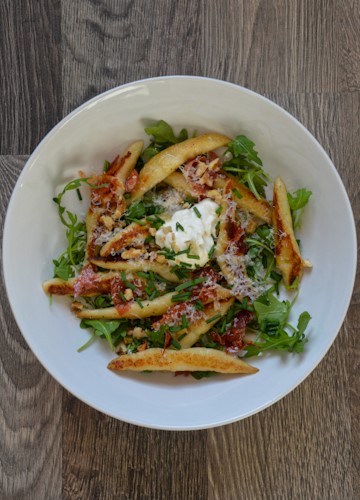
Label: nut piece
xmin=131 ymin=327 xmax=147 ymax=339
xmin=124 ymin=288 xmax=134 ymax=301
xmin=156 ymin=254 xmax=166 ymax=264
xmin=121 ymin=248 xmax=143 ymax=260
xmin=99 ymin=215 xmax=115 ymax=230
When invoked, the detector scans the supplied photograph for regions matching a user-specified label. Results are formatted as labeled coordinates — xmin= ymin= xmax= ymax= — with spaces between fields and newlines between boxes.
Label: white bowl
xmin=3 ymin=76 xmax=357 ymax=430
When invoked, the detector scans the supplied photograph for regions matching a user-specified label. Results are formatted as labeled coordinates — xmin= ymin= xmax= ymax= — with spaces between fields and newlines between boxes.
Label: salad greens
xmin=222 ymin=135 xmax=270 ymax=199
xmin=50 ymin=120 xmax=312 ymax=367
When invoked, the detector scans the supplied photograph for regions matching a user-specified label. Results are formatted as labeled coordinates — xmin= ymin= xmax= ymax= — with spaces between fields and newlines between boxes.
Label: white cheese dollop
xmin=155 ymin=199 xmax=219 ymax=268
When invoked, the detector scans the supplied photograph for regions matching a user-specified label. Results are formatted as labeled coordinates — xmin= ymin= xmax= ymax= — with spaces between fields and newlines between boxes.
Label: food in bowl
xmin=42 ymin=120 xmax=312 ymax=378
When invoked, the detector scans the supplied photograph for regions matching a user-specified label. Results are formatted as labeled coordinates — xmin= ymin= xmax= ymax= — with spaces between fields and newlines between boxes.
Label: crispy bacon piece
xmin=211 ymin=310 xmax=254 ymax=353
xmin=183 ymin=153 xmax=221 ymax=198
xmin=110 ymin=275 xmax=130 ymax=314
xmin=125 ymin=170 xmax=139 ymax=192
xmin=106 ymin=151 xmax=132 ymax=176
xmin=73 ymin=264 xmax=104 ymax=297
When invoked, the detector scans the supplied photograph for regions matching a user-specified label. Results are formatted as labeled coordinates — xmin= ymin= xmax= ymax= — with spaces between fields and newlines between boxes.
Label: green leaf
xmin=80 ymin=319 xmax=122 ymax=351
xmin=227 ymin=135 xmax=263 ymax=166
xmin=145 ymin=120 xmax=188 ymax=145
xmin=296 ymin=311 xmax=312 ymax=335
xmin=287 ymin=188 xmax=312 ymax=229
xmin=254 ymin=293 xmax=291 ymax=332
xmin=222 ymin=134 xmax=269 ymax=198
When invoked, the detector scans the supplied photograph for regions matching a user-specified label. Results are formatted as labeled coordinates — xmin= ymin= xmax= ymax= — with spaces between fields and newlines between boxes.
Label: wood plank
xmin=0 ymin=156 xmax=62 ymax=500
xmin=207 ymin=92 xmax=360 ymax=499
xmin=62 ymin=392 xmax=207 ymax=500
xmin=0 ymin=1 xmax=62 ymax=155
xmin=200 ymin=0 xmax=340 ymax=93
xmin=61 ymin=0 xmax=202 ymax=115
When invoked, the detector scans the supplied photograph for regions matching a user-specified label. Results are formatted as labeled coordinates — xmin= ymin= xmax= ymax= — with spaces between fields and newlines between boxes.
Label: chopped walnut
xmin=131 ymin=327 xmax=147 ymax=339
xmin=124 ymin=288 xmax=134 ymax=301
xmin=208 ymin=158 xmax=220 ymax=171
xmin=115 ymin=342 xmax=127 ymax=354
xmin=196 ymin=161 xmax=208 ymax=178
xmin=71 ymin=301 xmax=83 ymax=312
xmin=199 ymin=171 xmax=214 ymax=187
xmin=207 ymin=189 xmax=222 ymax=204
xmin=99 ymin=215 xmax=115 ymax=230
xmin=121 ymin=248 xmax=143 ymax=259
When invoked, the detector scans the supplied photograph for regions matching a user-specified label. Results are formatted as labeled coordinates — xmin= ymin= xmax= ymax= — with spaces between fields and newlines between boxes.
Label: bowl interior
xmin=3 ymin=77 xmax=357 ymax=430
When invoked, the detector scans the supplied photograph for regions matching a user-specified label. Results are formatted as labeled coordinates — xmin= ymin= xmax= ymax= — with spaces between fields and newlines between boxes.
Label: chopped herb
xmin=215 ymin=206 xmax=222 ymax=216
xmin=119 ymin=291 xmax=127 ymax=302
xmin=136 ymin=271 xmax=150 ymax=279
xmin=76 ymin=188 xmax=83 ymax=201
xmin=208 ymin=245 xmax=215 ymax=259
xmin=206 ymin=314 xmax=222 ymax=324
xmin=176 ymin=222 xmax=185 ymax=232
xmin=194 ymin=300 xmax=204 ymax=311
xmin=135 ymin=298 xmax=144 ymax=308
xmin=181 ymin=315 xmax=189 ymax=328
xmin=171 ymin=292 xmax=192 ymax=302
xmin=187 ymin=254 xmax=200 ymax=260
xmin=232 ymin=188 xmax=242 ymax=199
xmin=171 ymin=339 xmax=182 ymax=350
xmin=103 ymin=160 xmax=110 ymax=172
xmin=175 ymin=277 xmax=206 ymax=292
xmin=193 ymin=206 xmax=201 ymax=218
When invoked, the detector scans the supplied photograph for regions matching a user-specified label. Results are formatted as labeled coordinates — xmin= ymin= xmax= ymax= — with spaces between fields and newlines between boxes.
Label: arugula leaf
xmin=141 ymin=120 xmax=188 ymax=163
xmin=80 ymin=319 xmax=122 ymax=351
xmin=253 ymin=293 xmax=291 ymax=332
xmin=222 ymin=134 xmax=269 ymax=199
xmin=243 ymin=291 xmax=311 ymax=357
xmin=287 ymin=188 xmax=312 ymax=229
xmin=145 ymin=120 xmax=188 ymax=145
xmin=228 ymin=135 xmax=263 ymax=166
xmin=52 ymin=179 xmax=88 ymax=279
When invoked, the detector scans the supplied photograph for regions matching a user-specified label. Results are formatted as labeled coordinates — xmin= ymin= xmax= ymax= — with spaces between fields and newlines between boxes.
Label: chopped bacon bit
xmin=107 ymin=151 xmax=132 ymax=176
xmin=226 ymin=219 xmax=248 ymax=255
xmin=89 ymin=173 xmax=122 ymax=213
xmin=74 ymin=264 xmax=104 ymax=297
xmin=125 ymin=170 xmax=139 ymax=192
xmin=183 ymin=152 xmax=220 ymax=199
xmin=211 ymin=310 xmax=254 ymax=352
xmin=110 ymin=275 xmax=130 ymax=314
xmin=163 ymin=332 xmax=172 ymax=352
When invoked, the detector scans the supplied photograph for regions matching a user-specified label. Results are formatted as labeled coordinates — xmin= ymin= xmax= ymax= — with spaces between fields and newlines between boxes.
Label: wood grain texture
xmin=0 ymin=156 xmax=62 ymax=500
xmin=1 ymin=1 xmax=360 ymax=499
xmin=61 ymin=0 xmax=203 ymax=115
xmin=62 ymin=392 xmax=207 ymax=500
xmin=0 ymin=1 xmax=62 ymax=155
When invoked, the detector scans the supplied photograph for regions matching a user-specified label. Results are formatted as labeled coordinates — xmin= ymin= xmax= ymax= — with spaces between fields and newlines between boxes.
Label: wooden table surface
xmin=1 ymin=1 xmax=359 ymax=499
